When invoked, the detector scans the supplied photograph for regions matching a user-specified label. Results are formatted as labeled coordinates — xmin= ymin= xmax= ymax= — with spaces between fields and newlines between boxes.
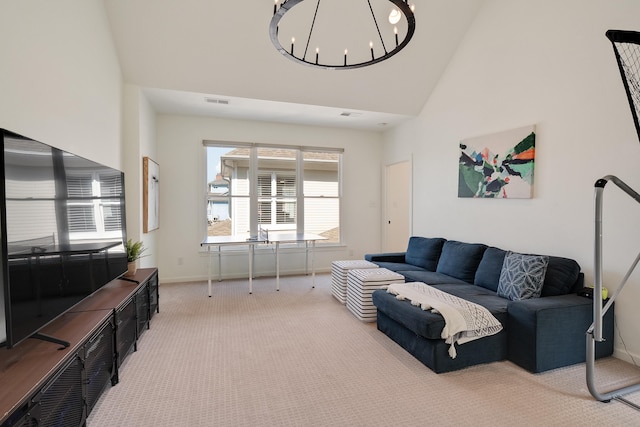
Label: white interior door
xmin=384 ymin=160 xmax=411 ymax=252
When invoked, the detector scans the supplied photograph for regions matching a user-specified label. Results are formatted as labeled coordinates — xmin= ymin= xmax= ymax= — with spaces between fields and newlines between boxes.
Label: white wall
xmin=383 ymin=0 xmax=640 ymax=361
xmin=155 ymin=115 xmax=383 ymax=283
xmin=122 ymin=86 xmax=159 ymax=268
xmin=0 ymin=0 xmax=123 ymax=344
xmin=0 ymin=0 xmax=122 ymax=168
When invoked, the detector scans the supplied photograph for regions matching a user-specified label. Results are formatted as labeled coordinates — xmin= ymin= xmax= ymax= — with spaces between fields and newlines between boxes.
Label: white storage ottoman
xmin=346 ymin=268 xmax=404 ymax=322
xmin=331 ymin=260 xmax=378 ymax=304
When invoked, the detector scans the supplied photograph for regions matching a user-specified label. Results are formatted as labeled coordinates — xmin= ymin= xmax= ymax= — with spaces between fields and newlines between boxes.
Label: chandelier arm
xmin=367 ymin=0 xmax=388 ymax=54
xmin=303 ymin=0 xmax=322 ymax=60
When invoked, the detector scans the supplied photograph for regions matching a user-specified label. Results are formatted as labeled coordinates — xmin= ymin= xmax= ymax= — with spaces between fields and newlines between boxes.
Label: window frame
xmin=204 ymin=141 xmax=343 ymax=245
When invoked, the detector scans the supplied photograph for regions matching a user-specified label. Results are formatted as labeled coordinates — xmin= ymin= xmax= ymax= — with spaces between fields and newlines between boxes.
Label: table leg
xmin=208 ymin=246 xmax=212 ymax=297
xmin=217 ymin=245 xmax=222 ymax=282
xmin=249 ymin=244 xmax=253 ymax=294
xmin=311 ymin=240 xmax=316 ymax=288
xmin=276 ymin=241 xmax=280 ymax=291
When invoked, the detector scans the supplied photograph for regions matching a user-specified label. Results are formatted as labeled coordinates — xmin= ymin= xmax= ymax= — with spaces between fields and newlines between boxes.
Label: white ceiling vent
xmin=205 ymin=97 xmax=230 ymax=105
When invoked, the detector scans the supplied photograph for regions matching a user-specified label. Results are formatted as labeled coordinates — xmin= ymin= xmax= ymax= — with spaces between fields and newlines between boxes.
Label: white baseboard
xmin=613 ymin=348 xmax=640 ymax=366
xmin=158 ymin=268 xmax=331 ymax=284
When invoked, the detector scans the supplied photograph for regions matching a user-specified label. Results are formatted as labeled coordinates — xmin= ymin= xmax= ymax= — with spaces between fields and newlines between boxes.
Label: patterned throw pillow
xmin=497 ymin=251 xmax=549 ymax=301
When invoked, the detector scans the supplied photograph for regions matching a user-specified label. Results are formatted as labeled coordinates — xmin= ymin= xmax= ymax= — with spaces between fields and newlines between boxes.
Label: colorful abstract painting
xmin=458 ymin=125 xmax=536 ymax=199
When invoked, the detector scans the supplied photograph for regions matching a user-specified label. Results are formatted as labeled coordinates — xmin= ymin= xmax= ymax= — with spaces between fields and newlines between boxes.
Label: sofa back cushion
xmin=474 ymin=247 xmax=507 ymax=292
xmin=541 ymin=256 xmax=581 ymax=296
xmin=435 ymin=240 xmax=487 ymax=283
xmin=404 ymin=237 xmax=446 ymax=271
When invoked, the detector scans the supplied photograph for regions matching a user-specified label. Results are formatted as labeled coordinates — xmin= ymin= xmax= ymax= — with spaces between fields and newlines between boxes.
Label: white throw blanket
xmin=386 ymin=282 xmax=503 ymax=358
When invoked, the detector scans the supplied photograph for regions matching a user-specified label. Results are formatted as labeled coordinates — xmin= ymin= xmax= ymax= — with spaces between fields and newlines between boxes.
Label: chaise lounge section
xmin=367 ymin=237 xmax=614 ymax=373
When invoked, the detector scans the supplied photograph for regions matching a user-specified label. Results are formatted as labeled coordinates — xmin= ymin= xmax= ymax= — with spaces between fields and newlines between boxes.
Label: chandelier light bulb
xmin=389 ymin=8 xmax=401 ymax=24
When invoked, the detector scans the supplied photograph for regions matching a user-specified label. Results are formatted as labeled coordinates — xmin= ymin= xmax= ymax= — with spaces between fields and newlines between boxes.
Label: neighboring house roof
xmin=219 ymin=148 xmax=339 ymax=178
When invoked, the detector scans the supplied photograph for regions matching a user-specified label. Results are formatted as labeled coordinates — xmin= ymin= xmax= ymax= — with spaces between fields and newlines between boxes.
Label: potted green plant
xmin=125 ymin=239 xmax=147 ymax=276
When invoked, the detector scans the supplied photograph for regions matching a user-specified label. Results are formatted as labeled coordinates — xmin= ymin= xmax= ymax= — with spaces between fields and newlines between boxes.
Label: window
xmin=257 ymin=172 xmax=296 ymax=226
xmin=205 ymin=142 xmax=341 ymax=244
xmin=303 ymin=150 xmax=340 ymax=240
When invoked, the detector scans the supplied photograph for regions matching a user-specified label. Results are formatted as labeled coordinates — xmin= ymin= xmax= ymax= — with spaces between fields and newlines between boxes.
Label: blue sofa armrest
xmin=507 ymin=294 xmax=614 ymax=373
xmin=364 ymin=252 xmax=406 ymax=263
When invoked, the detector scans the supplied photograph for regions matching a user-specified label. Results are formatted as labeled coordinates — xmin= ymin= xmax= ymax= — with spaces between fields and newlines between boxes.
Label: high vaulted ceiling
xmin=104 ymin=0 xmax=484 ymax=130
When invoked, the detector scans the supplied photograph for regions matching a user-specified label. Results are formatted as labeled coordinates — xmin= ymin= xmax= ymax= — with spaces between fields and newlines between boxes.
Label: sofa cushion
xmin=372 ymin=284 xmax=508 ymax=341
xmin=435 ymin=240 xmax=487 ymax=283
xmin=400 ymin=270 xmax=468 ymax=285
xmin=497 ymin=252 xmax=549 ymax=301
xmin=433 ymin=284 xmax=509 ymax=316
xmin=404 ymin=237 xmax=446 ymax=271
xmin=364 ymin=252 xmax=406 ymax=263
xmin=371 ymin=289 xmax=448 ymax=340
xmin=541 ymin=256 xmax=581 ymax=296
xmin=371 ymin=262 xmax=426 ymax=273
xmin=474 ymin=247 xmax=507 ymax=292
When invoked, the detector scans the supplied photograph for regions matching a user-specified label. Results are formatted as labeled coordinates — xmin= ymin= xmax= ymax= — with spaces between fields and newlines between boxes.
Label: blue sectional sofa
xmin=366 ymin=237 xmax=614 ymax=373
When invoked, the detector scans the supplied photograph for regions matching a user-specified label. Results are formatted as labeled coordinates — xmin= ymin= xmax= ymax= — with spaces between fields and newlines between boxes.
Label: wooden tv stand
xmin=0 ymin=268 xmax=158 ymax=427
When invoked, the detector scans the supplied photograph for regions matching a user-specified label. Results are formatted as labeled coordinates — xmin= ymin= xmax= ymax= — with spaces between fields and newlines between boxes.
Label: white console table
xmin=201 ymin=235 xmax=264 ymax=297
xmin=266 ymin=232 xmax=326 ymax=291
xmin=201 ymin=232 xmax=326 ymax=296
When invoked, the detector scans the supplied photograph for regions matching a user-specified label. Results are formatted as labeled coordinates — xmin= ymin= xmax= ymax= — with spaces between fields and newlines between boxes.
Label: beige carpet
xmin=87 ymin=274 xmax=640 ymax=426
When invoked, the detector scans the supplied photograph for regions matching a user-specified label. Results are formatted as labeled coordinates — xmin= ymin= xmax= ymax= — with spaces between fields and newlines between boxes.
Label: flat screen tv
xmin=0 ymin=129 xmax=127 ymax=349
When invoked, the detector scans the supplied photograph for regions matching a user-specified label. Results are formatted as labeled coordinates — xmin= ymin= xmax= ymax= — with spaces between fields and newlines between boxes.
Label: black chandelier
xmin=270 ymin=0 xmax=416 ymax=70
